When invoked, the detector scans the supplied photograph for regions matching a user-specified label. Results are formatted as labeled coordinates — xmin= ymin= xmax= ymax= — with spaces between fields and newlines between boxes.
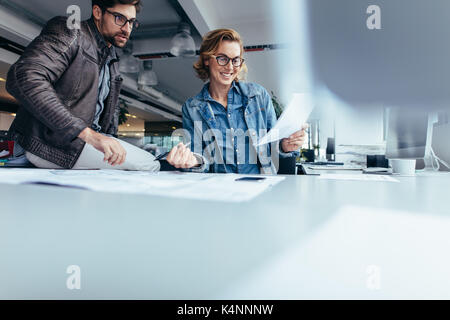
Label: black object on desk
xmin=159 ymin=160 xmax=177 ymax=172
xmin=235 ymin=177 xmax=266 ymax=182
xmin=303 ymin=161 xmax=344 ymax=166
xmin=155 ymin=151 xmax=170 ymax=161
xmin=278 ymin=156 xmax=297 ymax=175
xmin=301 ymin=149 xmax=315 ymax=162
xmin=367 ymin=155 xmax=389 ymax=168
xmin=326 ymin=137 xmax=335 ymax=161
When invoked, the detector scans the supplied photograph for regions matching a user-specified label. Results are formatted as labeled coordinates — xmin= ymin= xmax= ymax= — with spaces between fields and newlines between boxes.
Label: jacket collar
xmin=87 ymin=18 xmax=119 ymax=64
xmin=235 ymin=81 xmax=258 ymax=99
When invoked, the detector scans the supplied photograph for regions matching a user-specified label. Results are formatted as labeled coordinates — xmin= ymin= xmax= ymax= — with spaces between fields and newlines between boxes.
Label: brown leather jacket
xmin=6 ymin=16 xmax=123 ymax=168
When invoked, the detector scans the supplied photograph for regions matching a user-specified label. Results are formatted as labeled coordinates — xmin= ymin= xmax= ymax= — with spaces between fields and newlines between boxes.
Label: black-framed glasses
xmin=105 ymin=9 xmax=140 ymax=29
xmin=212 ymin=55 xmax=244 ymax=67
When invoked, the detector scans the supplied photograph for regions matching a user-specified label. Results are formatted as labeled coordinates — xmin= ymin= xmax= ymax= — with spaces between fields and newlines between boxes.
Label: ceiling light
xmin=119 ymin=42 xmax=140 ymax=73
xmin=0 ymin=77 xmax=6 ymax=82
xmin=138 ymin=60 xmax=158 ymax=86
xmin=170 ymin=23 xmax=196 ymax=57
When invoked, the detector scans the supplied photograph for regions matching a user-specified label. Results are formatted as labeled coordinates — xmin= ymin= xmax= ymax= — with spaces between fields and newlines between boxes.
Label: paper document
xmin=307 ymin=165 xmax=362 ymax=171
xmin=318 ymin=174 xmax=399 ymax=182
xmin=0 ymin=168 xmax=285 ymax=202
xmin=256 ymin=93 xmax=314 ymax=146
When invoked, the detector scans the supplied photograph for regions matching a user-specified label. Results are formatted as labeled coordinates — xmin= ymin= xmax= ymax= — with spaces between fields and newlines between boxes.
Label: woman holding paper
xmin=181 ymin=28 xmax=307 ymax=174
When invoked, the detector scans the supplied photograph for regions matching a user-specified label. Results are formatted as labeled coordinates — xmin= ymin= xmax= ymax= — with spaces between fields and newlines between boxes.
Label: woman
xmin=182 ymin=28 xmax=307 ymax=174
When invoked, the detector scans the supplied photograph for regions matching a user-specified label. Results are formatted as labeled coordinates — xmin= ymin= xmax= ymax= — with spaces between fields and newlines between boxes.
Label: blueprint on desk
xmin=0 ymin=168 xmax=284 ymax=202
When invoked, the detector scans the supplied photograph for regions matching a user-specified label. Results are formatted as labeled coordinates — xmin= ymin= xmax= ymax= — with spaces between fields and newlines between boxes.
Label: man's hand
xmin=166 ymin=143 xmax=201 ymax=169
xmin=78 ymin=127 xmax=127 ymax=166
xmin=281 ymin=124 xmax=308 ymax=153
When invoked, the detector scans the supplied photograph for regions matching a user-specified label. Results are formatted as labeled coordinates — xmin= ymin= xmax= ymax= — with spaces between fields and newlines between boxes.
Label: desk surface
xmin=1 ymin=171 xmax=449 ymax=299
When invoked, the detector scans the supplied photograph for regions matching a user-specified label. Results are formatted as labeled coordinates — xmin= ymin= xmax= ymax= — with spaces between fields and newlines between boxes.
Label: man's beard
xmin=103 ymin=32 xmax=129 ymax=48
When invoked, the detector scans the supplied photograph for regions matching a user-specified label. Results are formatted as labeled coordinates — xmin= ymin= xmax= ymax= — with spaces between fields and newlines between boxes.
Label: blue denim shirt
xmin=182 ymin=81 xmax=296 ymax=174
xmin=201 ymin=82 xmax=260 ymax=174
xmin=91 ymin=45 xmax=116 ymax=132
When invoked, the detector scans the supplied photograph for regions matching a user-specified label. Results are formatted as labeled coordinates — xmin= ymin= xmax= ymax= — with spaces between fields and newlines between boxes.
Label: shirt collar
xmin=201 ymin=81 xmax=242 ymax=102
xmin=230 ymin=80 xmax=242 ymax=95
xmin=88 ymin=18 xmax=118 ymax=63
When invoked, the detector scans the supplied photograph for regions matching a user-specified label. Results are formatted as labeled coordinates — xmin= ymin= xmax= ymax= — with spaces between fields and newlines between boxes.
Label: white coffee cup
xmin=390 ymin=159 xmax=416 ymax=175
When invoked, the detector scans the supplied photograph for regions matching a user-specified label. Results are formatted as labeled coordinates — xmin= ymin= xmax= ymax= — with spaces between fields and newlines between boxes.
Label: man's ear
xmin=92 ymin=5 xmax=103 ymax=21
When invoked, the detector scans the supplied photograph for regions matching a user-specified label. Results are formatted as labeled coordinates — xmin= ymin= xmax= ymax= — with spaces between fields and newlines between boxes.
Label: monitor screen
xmin=308 ymin=0 xmax=450 ymax=110
xmin=385 ymin=108 xmax=429 ymax=159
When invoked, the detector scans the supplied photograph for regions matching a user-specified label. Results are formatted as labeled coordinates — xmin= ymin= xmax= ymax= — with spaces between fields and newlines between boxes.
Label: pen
xmin=154 ymin=142 xmax=191 ymax=161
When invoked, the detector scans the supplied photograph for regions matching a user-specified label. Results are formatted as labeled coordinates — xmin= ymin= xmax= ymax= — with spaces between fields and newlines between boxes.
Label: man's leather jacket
xmin=6 ymin=16 xmax=123 ymax=168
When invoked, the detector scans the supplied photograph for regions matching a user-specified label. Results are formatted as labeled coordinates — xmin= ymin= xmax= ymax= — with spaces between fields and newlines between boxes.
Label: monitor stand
xmin=422 ymin=113 xmax=439 ymax=172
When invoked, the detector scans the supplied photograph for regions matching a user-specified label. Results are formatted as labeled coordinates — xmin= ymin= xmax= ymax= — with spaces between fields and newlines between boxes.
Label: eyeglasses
xmin=212 ymin=55 xmax=244 ymax=67
xmin=105 ymin=9 xmax=140 ymax=29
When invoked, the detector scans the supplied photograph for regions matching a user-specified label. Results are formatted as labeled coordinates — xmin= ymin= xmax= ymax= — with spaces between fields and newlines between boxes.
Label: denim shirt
xmin=202 ymin=82 xmax=260 ymax=174
xmin=91 ymin=54 xmax=112 ymax=132
xmin=91 ymin=24 xmax=117 ymax=133
xmin=182 ymin=81 xmax=296 ymax=174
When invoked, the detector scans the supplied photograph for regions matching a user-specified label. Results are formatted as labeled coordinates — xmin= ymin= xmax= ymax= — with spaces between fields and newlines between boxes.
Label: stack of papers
xmin=0 ymin=168 xmax=285 ymax=202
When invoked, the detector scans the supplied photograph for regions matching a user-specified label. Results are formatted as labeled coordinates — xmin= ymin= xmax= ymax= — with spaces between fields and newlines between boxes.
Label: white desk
xmin=0 ymin=170 xmax=449 ymax=299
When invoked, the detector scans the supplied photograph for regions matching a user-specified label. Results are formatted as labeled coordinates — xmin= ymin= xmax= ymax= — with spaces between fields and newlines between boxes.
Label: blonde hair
xmin=193 ymin=28 xmax=248 ymax=82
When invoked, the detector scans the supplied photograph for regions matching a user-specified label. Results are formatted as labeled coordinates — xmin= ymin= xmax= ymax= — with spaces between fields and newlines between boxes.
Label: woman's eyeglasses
xmin=105 ymin=9 xmax=140 ymax=29
xmin=212 ymin=55 xmax=244 ymax=67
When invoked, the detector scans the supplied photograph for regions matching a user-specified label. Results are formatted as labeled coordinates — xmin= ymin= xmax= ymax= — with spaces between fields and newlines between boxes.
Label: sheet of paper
xmin=318 ymin=173 xmax=399 ymax=182
xmin=255 ymin=93 xmax=314 ymax=146
xmin=0 ymin=169 xmax=285 ymax=203
xmin=307 ymin=165 xmax=363 ymax=171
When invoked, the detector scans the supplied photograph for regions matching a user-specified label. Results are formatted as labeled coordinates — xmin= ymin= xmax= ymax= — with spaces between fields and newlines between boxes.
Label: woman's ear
xmin=204 ymin=57 xmax=209 ymax=67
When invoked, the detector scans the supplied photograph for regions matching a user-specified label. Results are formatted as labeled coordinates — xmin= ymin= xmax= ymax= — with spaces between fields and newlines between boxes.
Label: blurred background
xmin=0 ymin=0 xmax=449 ymax=167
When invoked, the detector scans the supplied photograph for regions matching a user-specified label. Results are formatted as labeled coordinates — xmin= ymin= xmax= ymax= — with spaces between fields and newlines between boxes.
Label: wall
xmin=0 ymin=112 xmax=14 ymax=131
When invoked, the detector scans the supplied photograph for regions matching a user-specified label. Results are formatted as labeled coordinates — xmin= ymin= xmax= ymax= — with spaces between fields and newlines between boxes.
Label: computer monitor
xmin=385 ymin=108 xmax=431 ymax=160
xmin=307 ymin=0 xmax=450 ymax=111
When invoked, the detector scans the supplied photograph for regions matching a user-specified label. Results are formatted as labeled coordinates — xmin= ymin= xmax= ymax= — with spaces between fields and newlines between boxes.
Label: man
xmin=6 ymin=0 xmax=203 ymax=171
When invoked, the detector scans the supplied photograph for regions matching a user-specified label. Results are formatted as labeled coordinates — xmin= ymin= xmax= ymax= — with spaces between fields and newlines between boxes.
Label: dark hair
xmin=92 ymin=0 xmax=142 ymax=13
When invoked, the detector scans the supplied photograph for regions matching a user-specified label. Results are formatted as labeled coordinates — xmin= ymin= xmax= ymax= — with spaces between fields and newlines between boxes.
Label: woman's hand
xmin=166 ymin=143 xmax=201 ymax=169
xmin=281 ymin=124 xmax=308 ymax=152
